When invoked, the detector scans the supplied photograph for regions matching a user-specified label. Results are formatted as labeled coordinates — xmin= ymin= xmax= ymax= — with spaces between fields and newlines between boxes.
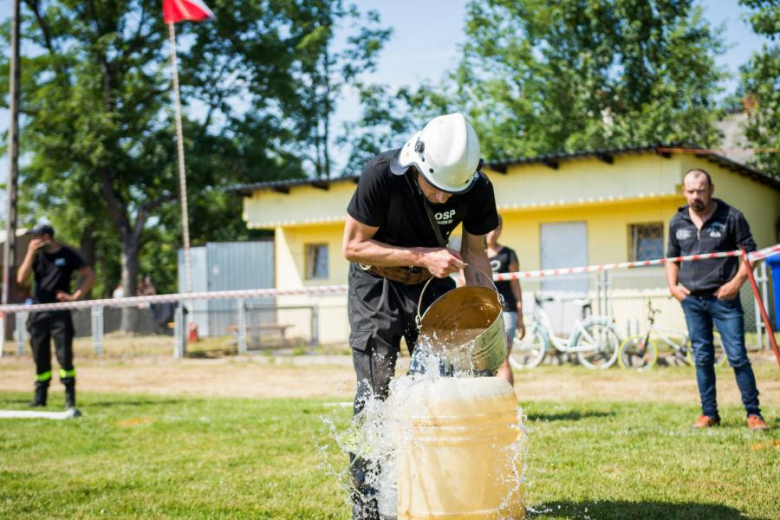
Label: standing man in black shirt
xmin=666 ymin=169 xmax=768 ymax=431
xmin=343 ymin=113 xmax=499 ymax=519
xmin=17 ymin=223 xmax=95 ymax=410
xmin=487 ymin=215 xmax=525 ymax=385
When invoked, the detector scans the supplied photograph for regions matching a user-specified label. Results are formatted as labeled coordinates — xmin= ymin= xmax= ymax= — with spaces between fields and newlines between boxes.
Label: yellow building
xmin=232 ymin=144 xmax=780 ymax=343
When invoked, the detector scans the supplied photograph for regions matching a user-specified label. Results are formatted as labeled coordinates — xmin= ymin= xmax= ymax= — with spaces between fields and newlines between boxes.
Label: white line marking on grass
xmin=0 ymin=408 xmax=81 ymax=420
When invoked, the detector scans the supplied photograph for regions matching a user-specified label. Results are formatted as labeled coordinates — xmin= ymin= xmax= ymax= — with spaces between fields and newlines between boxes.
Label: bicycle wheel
xmin=509 ymin=325 xmax=548 ymax=370
xmin=618 ymin=335 xmax=658 ymax=371
xmin=685 ymin=332 xmax=728 ymax=368
xmin=573 ymin=318 xmax=621 ymax=369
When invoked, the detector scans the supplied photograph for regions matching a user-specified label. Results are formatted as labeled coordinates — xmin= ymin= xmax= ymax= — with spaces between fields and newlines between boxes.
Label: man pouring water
xmin=342 ymin=113 xmax=500 ymax=519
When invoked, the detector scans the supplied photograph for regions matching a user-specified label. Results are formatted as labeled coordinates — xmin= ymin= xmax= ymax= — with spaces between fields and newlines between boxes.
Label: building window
xmin=305 ymin=244 xmax=329 ymax=279
xmin=629 ymin=223 xmax=664 ymax=262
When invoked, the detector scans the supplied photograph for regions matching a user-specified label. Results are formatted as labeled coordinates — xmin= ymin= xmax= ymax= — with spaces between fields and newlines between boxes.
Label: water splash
xmin=320 ymin=336 xmax=528 ymax=519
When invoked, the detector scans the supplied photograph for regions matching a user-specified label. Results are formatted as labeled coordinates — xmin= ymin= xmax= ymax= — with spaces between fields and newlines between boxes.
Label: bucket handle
xmin=415 ymin=264 xmax=501 ymax=328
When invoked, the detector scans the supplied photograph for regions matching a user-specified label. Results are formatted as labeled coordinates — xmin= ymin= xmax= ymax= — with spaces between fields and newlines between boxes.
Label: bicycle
xmin=509 ymin=294 xmax=623 ymax=370
xmin=618 ymin=300 xmax=727 ymax=371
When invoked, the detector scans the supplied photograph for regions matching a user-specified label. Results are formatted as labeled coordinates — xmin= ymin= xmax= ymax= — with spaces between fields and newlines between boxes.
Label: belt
xmin=359 ymin=264 xmax=433 ymax=285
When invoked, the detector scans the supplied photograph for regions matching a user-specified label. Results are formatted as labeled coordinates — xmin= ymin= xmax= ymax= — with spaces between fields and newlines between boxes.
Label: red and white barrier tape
xmin=1 ymin=244 xmax=778 ymax=314
xmin=0 ymin=285 xmax=348 ymax=313
xmin=492 ymin=243 xmax=780 ymax=282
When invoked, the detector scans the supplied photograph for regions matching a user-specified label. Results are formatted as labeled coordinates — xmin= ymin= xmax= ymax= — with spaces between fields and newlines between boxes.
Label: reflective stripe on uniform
xmin=36 ymin=371 xmax=52 ymax=382
xmin=59 ymin=368 xmax=76 ymax=379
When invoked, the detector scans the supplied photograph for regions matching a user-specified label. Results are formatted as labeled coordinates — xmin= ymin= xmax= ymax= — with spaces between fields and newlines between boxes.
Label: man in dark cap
xmin=17 ymin=222 xmax=95 ymax=410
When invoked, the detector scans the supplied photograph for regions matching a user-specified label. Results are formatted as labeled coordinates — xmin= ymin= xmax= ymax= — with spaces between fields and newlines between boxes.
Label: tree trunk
xmin=98 ymin=255 xmax=111 ymax=299
xmin=119 ymin=235 xmax=140 ymax=334
xmin=79 ymin=224 xmax=97 ymax=299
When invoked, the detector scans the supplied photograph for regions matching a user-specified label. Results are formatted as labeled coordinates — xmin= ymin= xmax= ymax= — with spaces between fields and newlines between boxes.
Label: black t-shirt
xmin=489 ymin=246 xmax=519 ymax=312
xmin=32 ymin=245 xmax=87 ymax=304
xmin=347 ymin=149 xmax=499 ymax=248
xmin=667 ymin=199 xmax=757 ymax=296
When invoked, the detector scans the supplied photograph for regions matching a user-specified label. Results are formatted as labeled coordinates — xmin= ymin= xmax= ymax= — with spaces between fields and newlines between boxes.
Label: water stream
xmin=320 ymin=337 xmax=529 ymax=519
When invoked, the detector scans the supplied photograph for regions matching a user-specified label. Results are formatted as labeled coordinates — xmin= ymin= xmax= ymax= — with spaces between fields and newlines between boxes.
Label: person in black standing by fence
xmin=486 ymin=215 xmax=525 ymax=385
xmin=17 ymin=223 xmax=95 ymax=411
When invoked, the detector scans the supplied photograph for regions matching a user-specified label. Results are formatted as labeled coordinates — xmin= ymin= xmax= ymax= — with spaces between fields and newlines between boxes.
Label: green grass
xmin=0 ymin=392 xmax=778 ymax=519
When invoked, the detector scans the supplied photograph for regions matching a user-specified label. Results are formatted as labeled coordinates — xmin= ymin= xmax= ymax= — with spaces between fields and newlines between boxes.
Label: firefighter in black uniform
xmin=17 ymin=223 xmax=96 ymax=410
xmin=343 ymin=113 xmax=499 ymax=519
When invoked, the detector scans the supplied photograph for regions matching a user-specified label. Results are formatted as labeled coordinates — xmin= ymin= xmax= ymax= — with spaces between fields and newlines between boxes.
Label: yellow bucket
xmin=397 ymin=378 xmax=525 ymax=519
xmin=416 ymin=271 xmax=507 ymax=375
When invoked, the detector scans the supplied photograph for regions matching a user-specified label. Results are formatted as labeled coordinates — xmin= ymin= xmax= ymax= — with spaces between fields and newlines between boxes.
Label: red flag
xmin=163 ymin=0 xmax=215 ymax=24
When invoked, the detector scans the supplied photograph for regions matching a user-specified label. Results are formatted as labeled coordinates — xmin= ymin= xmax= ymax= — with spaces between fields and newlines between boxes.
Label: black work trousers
xmin=347 ymin=263 xmax=454 ymax=515
xmin=27 ymin=310 xmax=75 ymax=384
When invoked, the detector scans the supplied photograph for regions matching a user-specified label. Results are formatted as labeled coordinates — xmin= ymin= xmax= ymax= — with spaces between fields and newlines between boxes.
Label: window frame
xmin=304 ymin=243 xmax=329 ymax=280
xmin=628 ymin=222 xmax=665 ymax=263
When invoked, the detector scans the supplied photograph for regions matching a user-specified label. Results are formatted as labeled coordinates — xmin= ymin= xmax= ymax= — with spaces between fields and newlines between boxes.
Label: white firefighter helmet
xmin=389 ymin=113 xmax=481 ymax=193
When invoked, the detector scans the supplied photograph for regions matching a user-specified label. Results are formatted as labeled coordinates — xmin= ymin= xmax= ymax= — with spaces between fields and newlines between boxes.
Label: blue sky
xmin=0 ymin=0 xmax=772 ymax=181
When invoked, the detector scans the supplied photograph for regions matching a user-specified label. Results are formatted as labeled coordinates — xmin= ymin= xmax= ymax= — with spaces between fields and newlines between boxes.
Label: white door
xmin=540 ymin=222 xmax=589 ymax=333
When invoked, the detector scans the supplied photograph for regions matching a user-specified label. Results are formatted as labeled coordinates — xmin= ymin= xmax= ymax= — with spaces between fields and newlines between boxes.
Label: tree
xmin=454 ymin=0 xmax=726 ymax=159
xmin=337 ymin=83 xmax=454 ymax=175
xmin=0 ymin=1 xmax=388 ymax=330
xmin=737 ymin=0 xmax=779 ymax=176
xmin=280 ymin=2 xmax=391 ymax=179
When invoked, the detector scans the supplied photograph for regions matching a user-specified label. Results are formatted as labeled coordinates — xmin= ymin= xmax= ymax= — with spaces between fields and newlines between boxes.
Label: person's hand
xmin=715 ymin=281 xmax=740 ymax=300
xmin=27 ymin=238 xmax=45 ymax=255
xmin=516 ymin=320 xmax=526 ymax=341
xmin=56 ymin=291 xmax=75 ymax=302
xmin=420 ymin=247 xmax=466 ymax=278
xmin=670 ymin=284 xmax=690 ymax=302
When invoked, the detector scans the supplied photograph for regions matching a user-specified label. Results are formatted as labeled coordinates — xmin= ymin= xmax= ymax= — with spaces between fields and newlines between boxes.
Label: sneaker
xmin=747 ymin=415 xmax=769 ymax=431
xmin=693 ymin=415 xmax=720 ymax=429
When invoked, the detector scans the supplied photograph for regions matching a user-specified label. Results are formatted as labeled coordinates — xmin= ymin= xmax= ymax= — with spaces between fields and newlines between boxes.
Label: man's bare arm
xmin=714 ymin=257 xmax=753 ymax=300
xmin=665 ymin=261 xmax=690 ymax=302
xmin=56 ymin=266 xmax=96 ymax=302
xmin=17 ymin=238 xmax=44 ymax=286
xmin=342 ymin=215 xmax=465 ymax=278
xmin=460 ymin=231 xmax=493 ymax=288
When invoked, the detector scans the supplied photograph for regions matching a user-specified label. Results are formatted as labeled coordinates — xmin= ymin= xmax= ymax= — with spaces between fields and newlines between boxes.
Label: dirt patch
xmin=2 ymin=353 xmax=778 ymax=409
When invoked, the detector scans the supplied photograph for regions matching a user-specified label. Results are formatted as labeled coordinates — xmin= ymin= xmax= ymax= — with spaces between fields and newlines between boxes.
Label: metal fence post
xmin=237 ymin=298 xmax=247 ymax=355
xmin=310 ymin=304 xmax=319 ymax=348
xmin=91 ymin=305 xmax=104 ymax=356
xmin=595 ymin=273 xmax=602 ymax=316
xmin=605 ymin=271 xmax=613 ymax=318
xmin=16 ymin=311 xmax=25 ymax=356
xmin=760 ymin=262 xmax=770 ymax=350
xmin=753 ymin=266 xmax=764 ymax=351
xmin=174 ymin=305 xmax=185 ymax=358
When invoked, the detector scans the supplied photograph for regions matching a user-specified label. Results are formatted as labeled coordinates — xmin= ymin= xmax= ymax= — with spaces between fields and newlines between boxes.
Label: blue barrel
xmin=766 ymin=253 xmax=780 ymax=329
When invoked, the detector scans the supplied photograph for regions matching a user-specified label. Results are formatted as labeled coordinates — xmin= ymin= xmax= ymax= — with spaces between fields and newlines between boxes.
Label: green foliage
xmin=342 ymin=0 xmax=728 ymax=170
xmin=0 ymin=0 xmax=388 ymax=297
xmin=456 ymin=0 xmax=727 ymax=159
xmin=737 ymin=0 xmax=779 ymax=176
xmin=337 ymin=83 xmax=454 ymax=175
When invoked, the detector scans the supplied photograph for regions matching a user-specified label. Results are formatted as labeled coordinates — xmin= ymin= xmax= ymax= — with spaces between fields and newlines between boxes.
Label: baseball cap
xmin=30 ymin=223 xmax=55 ymax=237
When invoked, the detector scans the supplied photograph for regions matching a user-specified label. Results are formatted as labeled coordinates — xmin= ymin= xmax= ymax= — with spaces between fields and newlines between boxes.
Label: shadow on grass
xmin=86 ymin=399 xmax=185 ymax=408
xmin=528 ymin=500 xmax=760 ymax=519
xmin=0 ymin=398 xmax=32 ymax=406
xmin=526 ymin=410 xmax=615 ymax=422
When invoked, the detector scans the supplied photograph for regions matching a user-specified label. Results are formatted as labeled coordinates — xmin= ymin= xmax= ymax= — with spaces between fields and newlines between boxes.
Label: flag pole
xmin=168 ymin=21 xmax=193 ymax=358
xmin=2 ymin=0 xmax=22 ymax=354
xmin=167 ymin=22 xmax=193 ymax=296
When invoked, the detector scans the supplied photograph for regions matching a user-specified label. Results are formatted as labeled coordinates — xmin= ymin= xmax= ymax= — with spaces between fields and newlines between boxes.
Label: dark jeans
xmin=681 ymin=295 xmax=761 ymax=419
xmin=27 ymin=310 xmax=75 ymax=384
